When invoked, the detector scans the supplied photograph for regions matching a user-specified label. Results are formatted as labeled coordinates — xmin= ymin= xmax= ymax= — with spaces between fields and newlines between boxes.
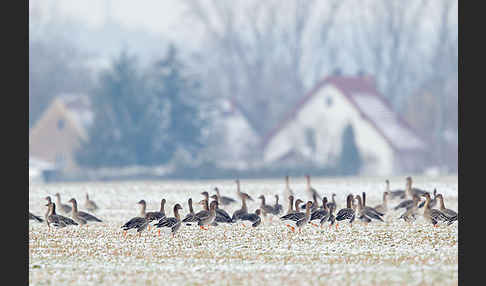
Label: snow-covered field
xmin=29 ymin=176 xmax=458 ymax=285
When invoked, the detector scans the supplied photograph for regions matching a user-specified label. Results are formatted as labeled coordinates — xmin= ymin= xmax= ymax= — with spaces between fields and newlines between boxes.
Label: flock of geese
xmin=29 ymin=176 xmax=458 ymax=238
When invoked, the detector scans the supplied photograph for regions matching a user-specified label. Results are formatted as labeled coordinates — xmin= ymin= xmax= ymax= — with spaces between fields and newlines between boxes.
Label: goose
xmin=121 ymin=214 xmax=151 ymax=237
xmin=405 ymin=177 xmax=429 ymax=198
xmin=54 ymin=193 xmax=72 ymax=214
xmin=67 ymin=198 xmax=103 ymax=225
xmin=305 ymin=175 xmax=322 ymax=201
xmin=29 ymin=212 xmax=43 ymax=223
xmin=214 ymin=187 xmax=237 ymax=206
xmin=418 ymin=189 xmax=438 ymax=209
xmin=283 ymin=176 xmax=294 ymax=205
xmin=235 ymin=179 xmax=254 ymax=201
xmin=286 ymin=195 xmax=295 ymax=215
xmin=231 ymin=193 xmax=250 ymax=223
xmin=280 ymin=201 xmax=313 ymax=233
xmin=355 ymin=195 xmax=383 ymax=223
xmin=436 ymin=194 xmax=458 ymax=224
xmin=335 ymin=194 xmax=356 ymax=228
xmin=386 ymin=179 xmax=406 ymax=200
xmin=280 ymin=199 xmax=304 ymax=231
xmin=398 ymin=194 xmax=421 ymax=222
xmin=154 ymin=204 xmax=183 ymax=237
xmin=362 ymin=192 xmax=385 ymax=218
xmin=137 ymin=199 xmax=166 ymax=230
xmin=272 ymin=195 xmax=283 ymax=216
xmin=309 ymin=197 xmax=329 ymax=227
xmin=258 ymin=195 xmax=275 ymax=220
xmin=210 ymin=195 xmax=233 ymax=223
xmin=422 ymin=193 xmax=454 ymax=227
xmin=45 ymin=202 xmax=78 ymax=229
xmin=238 ymin=209 xmax=262 ymax=227
xmin=326 ymin=193 xmax=337 ymax=212
xmin=182 ymin=198 xmax=198 ymax=224
xmin=84 ymin=193 xmax=99 ymax=212
xmin=373 ymin=192 xmax=389 ymax=214
xmin=196 ymin=200 xmax=218 ymax=230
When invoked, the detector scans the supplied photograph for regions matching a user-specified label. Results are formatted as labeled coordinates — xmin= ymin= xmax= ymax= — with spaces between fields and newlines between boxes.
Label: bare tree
xmin=183 ymin=0 xmax=343 ymax=135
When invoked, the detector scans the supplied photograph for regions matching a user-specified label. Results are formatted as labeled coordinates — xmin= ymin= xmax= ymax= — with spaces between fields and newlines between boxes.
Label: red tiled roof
xmin=261 ymin=75 xmax=428 ymax=154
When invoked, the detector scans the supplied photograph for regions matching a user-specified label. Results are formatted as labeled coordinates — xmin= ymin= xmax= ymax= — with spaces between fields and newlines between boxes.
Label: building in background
xmin=29 ymin=94 xmax=93 ymax=173
xmin=260 ymin=75 xmax=429 ymax=175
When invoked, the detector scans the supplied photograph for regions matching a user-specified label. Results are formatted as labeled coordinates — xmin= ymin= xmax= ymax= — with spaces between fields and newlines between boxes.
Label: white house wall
xmin=264 ymin=85 xmax=396 ymax=175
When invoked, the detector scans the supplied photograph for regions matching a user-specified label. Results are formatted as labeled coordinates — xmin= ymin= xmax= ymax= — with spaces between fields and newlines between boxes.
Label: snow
xmin=29 ymin=176 xmax=458 ymax=285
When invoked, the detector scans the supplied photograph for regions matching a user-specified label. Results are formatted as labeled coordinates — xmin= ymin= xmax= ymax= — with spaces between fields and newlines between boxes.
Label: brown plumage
xmin=54 ymin=193 xmax=72 ymax=214
xmin=68 ymin=198 xmax=103 ymax=225
xmin=45 ymin=202 xmax=78 ymax=229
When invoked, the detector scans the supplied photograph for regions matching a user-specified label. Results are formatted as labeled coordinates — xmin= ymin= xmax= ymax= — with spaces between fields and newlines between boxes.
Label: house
xmin=209 ymin=97 xmax=261 ymax=170
xmin=29 ymin=94 xmax=93 ymax=173
xmin=261 ymin=74 xmax=429 ymax=175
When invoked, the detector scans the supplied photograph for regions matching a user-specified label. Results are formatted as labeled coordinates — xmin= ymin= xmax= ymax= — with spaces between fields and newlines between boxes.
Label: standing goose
xmin=238 ymin=209 xmax=262 ymax=227
xmin=138 ymin=199 xmax=166 ymax=230
xmin=283 ymin=176 xmax=294 ymax=206
xmin=68 ymin=198 xmax=103 ymax=225
xmin=29 ymin=212 xmax=43 ymax=223
xmin=258 ymin=195 xmax=275 ymax=220
xmin=309 ymin=197 xmax=329 ymax=227
xmin=272 ymin=195 xmax=283 ymax=216
xmin=154 ymin=204 xmax=183 ymax=237
xmin=196 ymin=200 xmax=218 ymax=230
xmin=335 ymin=194 xmax=356 ymax=228
xmin=398 ymin=195 xmax=421 ymax=222
xmin=405 ymin=177 xmax=429 ymax=198
xmin=210 ymin=195 xmax=233 ymax=223
xmin=231 ymin=193 xmax=250 ymax=223
xmin=386 ymin=179 xmax=406 ymax=200
xmin=418 ymin=189 xmax=438 ymax=209
xmin=323 ymin=203 xmax=336 ymax=228
xmin=286 ymin=195 xmax=295 ymax=215
xmin=362 ymin=192 xmax=385 ymax=218
xmin=305 ymin=175 xmax=322 ymax=201
xmin=121 ymin=214 xmax=150 ymax=237
xmin=84 ymin=193 xmax=99 ymax=212
xmin=436 ymin=194 xmax=458 ymax=224
xmin=235 ymin=179 xmax=254 ymax=201
xmin=214 ymin=187 xmax=237 ymax=206
xmin=281 ymin=201 xmax=313 ymax=233
xmin=422 ymin=193 xmax=453 ymax=227
xmin=326 ymin=194 xmax=337 ymax=212
xmin=45 ymin=202 xmax=78 ymax=229
xmin=279 ymin=199 xmax=304 ymax=231
xmin=373 ymin=192 xmax=389 ymax=214
xmin=182 ymin=198 xmax=198 ymax=224
xmin=355 ymin=195 xmax=383 ymax=223
xmin=54 ymin=193 xmax=72 ymax=214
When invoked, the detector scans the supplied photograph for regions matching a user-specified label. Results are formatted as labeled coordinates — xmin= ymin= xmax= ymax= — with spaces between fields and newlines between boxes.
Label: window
xmin=57 ymin=119 xmax=65 ymax=130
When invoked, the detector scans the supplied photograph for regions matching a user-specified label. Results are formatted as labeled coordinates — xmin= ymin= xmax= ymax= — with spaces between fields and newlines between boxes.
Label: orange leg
xmin=123 ymin=230 xmax=127 ymax=237
xmin=310 ymin=222 xmax=319 ymax=227
xmin=148 ymin=225 xmax=151 ymax=231
xmin=158 ymin=229 xmax=161 ymax=236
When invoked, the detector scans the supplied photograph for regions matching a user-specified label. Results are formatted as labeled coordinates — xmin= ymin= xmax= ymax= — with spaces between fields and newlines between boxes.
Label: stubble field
xmin=29 ymin=176 xmax=458 ymax=285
